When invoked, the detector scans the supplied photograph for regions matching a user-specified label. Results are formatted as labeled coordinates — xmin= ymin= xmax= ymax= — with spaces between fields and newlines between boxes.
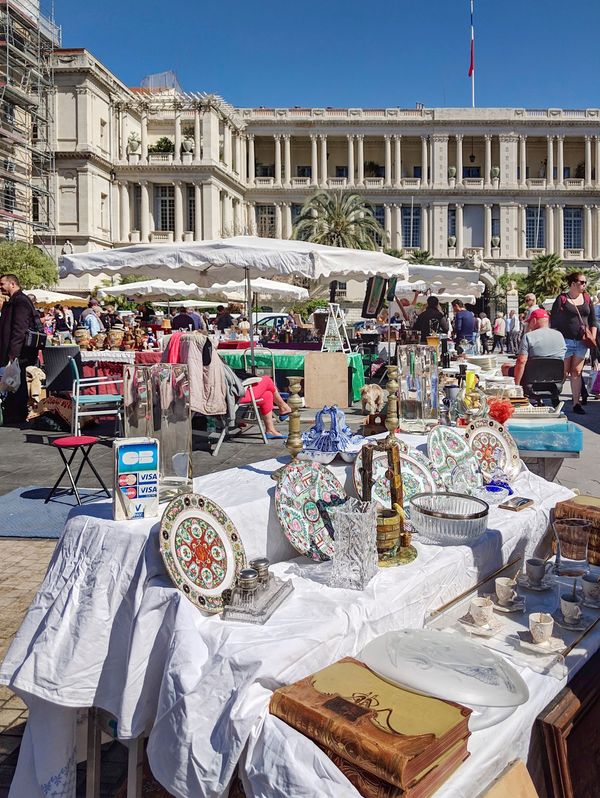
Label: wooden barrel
xmin=554 ymin=495 xmax=600 ymax=566
xmin=376 ymin=504 xmax=403 ymax=554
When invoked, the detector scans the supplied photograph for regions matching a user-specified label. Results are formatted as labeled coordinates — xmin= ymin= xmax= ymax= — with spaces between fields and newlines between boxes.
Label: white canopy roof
xmin=152 ymin=300 xmax=221 ymax=309
xmin=208 ymin=278 xmax=309 ymax=302
xmin=59 ymin=236 xmax=409 ymax=284
xmin=96 ymin=278 xmax=207 ymax=302
xmin=28 ymin=288 xmax=88 ymax=307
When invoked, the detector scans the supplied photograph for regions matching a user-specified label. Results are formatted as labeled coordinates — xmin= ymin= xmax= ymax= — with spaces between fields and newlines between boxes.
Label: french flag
xmin=468 ymin=0 xmax=475 ymax=77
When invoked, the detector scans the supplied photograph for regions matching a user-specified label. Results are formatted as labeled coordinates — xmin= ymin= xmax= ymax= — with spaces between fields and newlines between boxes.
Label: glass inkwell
xmin=222 ymin=558 xmax=294 ymax=624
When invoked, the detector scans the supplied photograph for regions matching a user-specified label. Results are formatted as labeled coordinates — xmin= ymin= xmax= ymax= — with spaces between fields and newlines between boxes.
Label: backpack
xmin=559 ymin=291 xmax=591 ymax=309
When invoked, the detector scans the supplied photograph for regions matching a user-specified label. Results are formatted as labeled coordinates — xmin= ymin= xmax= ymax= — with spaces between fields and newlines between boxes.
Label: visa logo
xmin=138 ymin=484 xmax=157 ymax=497
xmin=139 ymin=472 xmax=158 ymax=483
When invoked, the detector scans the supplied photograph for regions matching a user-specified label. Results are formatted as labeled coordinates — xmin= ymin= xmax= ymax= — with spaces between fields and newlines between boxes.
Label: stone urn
xmin=74 ymin=327 xmax=90 ymax=350
xmin=448 ymin=166 xmax=457 ymax=178
xmin=448 ymin=235 xmax=456 ymax=247
xmin=490 ymin=166 xmax=500 ymax=179
xmin=491 ymin=235 xmax=501 ymax=248
xmin=182 ymin=136 xmax=194 ymax=153
xmin=127 ymin=133 xmax=140 ymax=153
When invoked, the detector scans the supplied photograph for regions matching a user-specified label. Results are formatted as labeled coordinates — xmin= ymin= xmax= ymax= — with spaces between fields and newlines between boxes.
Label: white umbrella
xmin=153 ymin=300 xmax=221 ymax=309
xmin=96 ymin=278 xmax=207 ymax=302
xmin=208 ymin=278 xmax=309 ymax=303
xmin=28 ymin=288 xmax=88 ymax=307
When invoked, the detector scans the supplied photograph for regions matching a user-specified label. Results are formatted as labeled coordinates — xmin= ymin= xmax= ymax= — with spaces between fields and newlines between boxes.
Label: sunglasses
xmin=575 ymin=279 xmax=587 ymax=285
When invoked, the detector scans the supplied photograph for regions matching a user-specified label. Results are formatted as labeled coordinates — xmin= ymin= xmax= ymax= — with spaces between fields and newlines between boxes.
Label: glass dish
xmin=409 ymin=491 xmax=489 ymax=545
xmin=471 ymin=485 xmax=510 ymax=505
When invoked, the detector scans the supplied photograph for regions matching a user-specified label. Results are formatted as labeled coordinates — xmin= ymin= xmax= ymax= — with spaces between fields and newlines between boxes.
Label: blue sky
xmin=54 ymin=0 xmax=600 ymax=108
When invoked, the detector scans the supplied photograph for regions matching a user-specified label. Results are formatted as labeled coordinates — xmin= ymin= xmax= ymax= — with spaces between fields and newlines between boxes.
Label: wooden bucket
xmin=554 ymin=495 xmax=600 ymax=566
xmin=377 ymin=504 xmax=403 ymax=554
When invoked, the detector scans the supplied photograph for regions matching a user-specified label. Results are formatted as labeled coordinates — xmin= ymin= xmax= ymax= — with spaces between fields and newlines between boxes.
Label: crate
xmin=554 ymin=495 xmax=600 ymax=566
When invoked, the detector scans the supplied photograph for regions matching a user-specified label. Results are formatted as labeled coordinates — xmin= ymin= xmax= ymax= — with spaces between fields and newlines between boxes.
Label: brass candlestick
xmin=385 ymin=364 xmax=399 ymax=436
xmin=272 ymin=376 xmax=303 ymax=481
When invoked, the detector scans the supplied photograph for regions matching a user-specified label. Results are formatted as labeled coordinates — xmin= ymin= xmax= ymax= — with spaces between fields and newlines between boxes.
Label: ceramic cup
xmin=582 ymin=574 xmax=600 ymax=603
xmin=560 ymin=593 xmax=583 ymax=626
xmin=495 ymin=577 xmax=518 ymax=606
xmin=529 ymin=612 xmax=554 ymax=644
xmin=526 ymin=557 xmax=552 ymax=585
xmin=470 ymin=596 xmax=494 ymax=627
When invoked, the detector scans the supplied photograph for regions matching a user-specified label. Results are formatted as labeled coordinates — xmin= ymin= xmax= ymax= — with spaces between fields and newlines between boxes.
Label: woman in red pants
xmin=237 ymin=375 xmax=291 ymax=438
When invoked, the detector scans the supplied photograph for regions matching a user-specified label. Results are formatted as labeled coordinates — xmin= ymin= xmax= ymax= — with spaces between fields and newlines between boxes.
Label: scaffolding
xmin=0 ymin=0 xmax=60 ymax=255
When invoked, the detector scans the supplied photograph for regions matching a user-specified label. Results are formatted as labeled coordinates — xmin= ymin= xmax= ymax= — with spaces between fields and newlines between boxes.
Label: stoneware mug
xmin=560 ymin=593 xmax=583 ymax=626
xmin=582 ymin=574 xmax=600 ymax=603
xmin=470 ymin=596 xmax=494 ymax=627
xmin=529 ymin=611 xmax=554 ymax=644
xmin=526 ymin=557 xmax=552 ymax=585
xmin=495 ymin=577 xmax=518 ymax=605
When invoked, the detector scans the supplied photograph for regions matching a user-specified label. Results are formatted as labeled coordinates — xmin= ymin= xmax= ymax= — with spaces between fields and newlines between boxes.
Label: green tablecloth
xmin=220 ymin=350 xmax=364 ymax=403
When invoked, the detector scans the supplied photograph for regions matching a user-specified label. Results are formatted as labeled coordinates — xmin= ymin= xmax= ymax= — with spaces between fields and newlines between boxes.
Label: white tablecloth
xmin=79 ymin=350 xmax=136 ymax=364
xmin=0 ymin=441 xmax=579 ymax=798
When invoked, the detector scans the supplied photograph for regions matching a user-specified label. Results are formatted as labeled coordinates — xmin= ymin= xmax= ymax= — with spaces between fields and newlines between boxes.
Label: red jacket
xmin=0 ymin=289 xmax=36 ymax=364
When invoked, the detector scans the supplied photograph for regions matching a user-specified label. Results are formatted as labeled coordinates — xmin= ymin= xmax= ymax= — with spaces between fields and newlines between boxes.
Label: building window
xmin=133 ymin=184 xmax=141 ymax=231
xmin=291 ymin=203 xmax=303 ymax=225
xmin=526 ymin=206 xmax=545 ymax=248
xmin=3 ymin=103 xmax=14 ymax=124
xmin=336 ymin=166 xmax=348 ymax=178
xmin=187 ymin=186 xmax=195 ymax=233
xmin=32 ymin=195 xmax=39 ymax=223
xmin=564 ymin=207 xmax=582 ymax=249
xmin=3 ymin=180 xmax=15 ymax=213
xmin=491 ymin=218 xmax=501 ymax=238
xmin=256 ymin=163 xmax=275 ymax=178
xmin=100 ymin=193 xmax=108 ymax=230
xmin=563 ymin=166 xmax=571 ymax=179
xmin=448 ymin=208 xmax=456 ymax=237
xmin=100 ymin=119 xmax=107 ymax=144
xmin=373 ymin=204 xmax=385 ymax=229
xmin=155 ymin=185 xmax=175 ymax=231
xmin=5 ymin=221 xmax=15 ymax=241
xmin=256 ymin=204 xmax=275 ymax=237
xmin=297 ymin=165 xmax=311 ymax=178
xmin=413 ymin=166 xmax=422 ymax=179
xmin=463 ymin=166 xmax=481 ymax=178
xmin=402 ymin=206 xmax=421 ymax=248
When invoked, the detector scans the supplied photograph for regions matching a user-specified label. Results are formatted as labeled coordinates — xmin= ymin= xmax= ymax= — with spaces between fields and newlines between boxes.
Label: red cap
xmin=529 ymin=308 xmax=549 ymax=321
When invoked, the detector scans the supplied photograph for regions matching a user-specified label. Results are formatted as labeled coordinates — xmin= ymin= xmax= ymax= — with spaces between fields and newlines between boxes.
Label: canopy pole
xmin=246 ymin=267 xmax=256 ymax=374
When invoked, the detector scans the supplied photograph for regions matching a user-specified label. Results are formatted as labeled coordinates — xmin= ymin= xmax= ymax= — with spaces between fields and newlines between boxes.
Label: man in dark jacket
xmin=0 ymin=274 xmax=37 ymax=423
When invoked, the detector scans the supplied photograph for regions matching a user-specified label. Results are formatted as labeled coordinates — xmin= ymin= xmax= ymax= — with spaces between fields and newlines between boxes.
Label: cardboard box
xmin=113 ymin=437 xmax=160 ymax=521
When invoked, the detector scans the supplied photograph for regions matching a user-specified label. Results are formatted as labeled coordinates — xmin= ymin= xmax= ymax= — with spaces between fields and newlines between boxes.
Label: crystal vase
xmin=327 ymin=498 xmax=379 ymax=590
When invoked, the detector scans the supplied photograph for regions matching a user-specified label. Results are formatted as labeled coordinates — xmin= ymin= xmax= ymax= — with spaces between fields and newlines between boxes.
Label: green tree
xmin=288 ymin=297 xmax=329 ymax=322
xmin=407 ymin=249 xmax=435 ymax=264
xmin=292 ymin=191 xmax=385 ymax=250
xmin=525 ymin=253 xmax=565 ymax=303
xmin=0 ymin=241 xmax=57 ymax=288
xmin=147 ymin=136 xmax=174 ymax=154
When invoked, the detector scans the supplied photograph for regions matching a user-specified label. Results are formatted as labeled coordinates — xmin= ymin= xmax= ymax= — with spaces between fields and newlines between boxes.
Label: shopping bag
xmin=592 ymin=370 xmax=600 ymax=395
xmin=0 ymin=359 xmax=21 ymax=393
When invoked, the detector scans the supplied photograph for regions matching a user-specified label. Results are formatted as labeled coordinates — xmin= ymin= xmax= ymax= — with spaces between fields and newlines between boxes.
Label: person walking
xmin=0 ymin=273 xmax=38 ymax=424
xmin=551 ymin=271 xmax=597 ymax=414
xmin=412 ymin=296 xmax=449 ymax=343
xmin=523 ymin=293 xmax=539 ymax=333
xmin=479 ymin=312 xmax=492 ymax=353
xmin=451 ymin=299 xmax=476 ymax=345
xmin=492 ymin=313 xmax=506 ymax=353
xmin=506 ymin=310 xmax=521 ymax=354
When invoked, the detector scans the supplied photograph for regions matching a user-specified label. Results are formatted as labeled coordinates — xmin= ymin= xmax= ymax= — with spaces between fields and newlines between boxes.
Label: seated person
xmin=509 ymin=309 xmax=566 ymax=385
xmin=224 ymin=365 xmax=291 ymax=439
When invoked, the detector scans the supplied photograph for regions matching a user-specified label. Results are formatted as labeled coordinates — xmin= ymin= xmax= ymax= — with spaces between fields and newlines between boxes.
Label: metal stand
xmin=271 ymin=375 xmax=303 ymax=481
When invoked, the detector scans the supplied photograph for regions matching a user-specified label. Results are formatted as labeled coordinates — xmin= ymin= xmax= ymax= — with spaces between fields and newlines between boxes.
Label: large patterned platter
xmin=160 ymin=493 xmax=246 ymax=614
xmin=464 ymin=418 xmax=521 ymax=482
xmin=275 ymin=461 xmax=347 ymax=561
xmin=427 ymin=426 xmax=483 ymax=491
xmin=353 ymin=443 xmax=443 ymax=516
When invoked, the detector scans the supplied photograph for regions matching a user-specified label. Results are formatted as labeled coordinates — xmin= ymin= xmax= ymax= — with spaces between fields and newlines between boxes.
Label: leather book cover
xmin=269 ymin=657 xmax=471 ymax=790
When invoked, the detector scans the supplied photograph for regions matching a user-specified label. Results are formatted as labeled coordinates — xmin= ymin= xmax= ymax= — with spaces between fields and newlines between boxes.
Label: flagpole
xmin=470 ymin=0 xmax=475 ymax=108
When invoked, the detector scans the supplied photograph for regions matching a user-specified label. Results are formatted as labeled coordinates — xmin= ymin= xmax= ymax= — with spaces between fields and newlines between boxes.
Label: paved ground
xmin=0 ymin=386 xmax=597 ymax=795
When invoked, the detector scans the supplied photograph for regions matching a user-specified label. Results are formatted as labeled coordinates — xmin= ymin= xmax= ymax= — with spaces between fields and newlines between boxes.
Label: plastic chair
xmin=521 ymin=357 xmax=565 ymax=407
xmin=211 ymin=377 xmax=268 ymax=457
xmin=68 ymin=355 xmax=124 ymax=435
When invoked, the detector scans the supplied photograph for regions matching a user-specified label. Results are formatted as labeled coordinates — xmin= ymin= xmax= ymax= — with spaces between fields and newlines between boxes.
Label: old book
xmin=270 ymin=657 xmax=471 ymax=791
xmin=321 ymin=737 xmax=469 ymax=798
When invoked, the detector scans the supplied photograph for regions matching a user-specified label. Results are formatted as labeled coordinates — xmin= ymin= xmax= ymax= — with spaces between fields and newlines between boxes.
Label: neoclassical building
xmin=51 ymin=48 xmax=600 ymax=295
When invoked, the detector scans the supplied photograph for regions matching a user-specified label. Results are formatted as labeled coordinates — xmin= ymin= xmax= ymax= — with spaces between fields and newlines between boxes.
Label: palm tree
xmin=407 ymin=249 xmax=435 ymax=265
xmin=292 ymin=191 xmax=385 ymax=250
xmin=526 ymin=253 xmax=565 ymax=302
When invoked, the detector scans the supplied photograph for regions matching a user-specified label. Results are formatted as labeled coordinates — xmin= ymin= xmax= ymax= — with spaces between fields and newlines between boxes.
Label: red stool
xmin=45 ymin=436 xmax=111 ymax=506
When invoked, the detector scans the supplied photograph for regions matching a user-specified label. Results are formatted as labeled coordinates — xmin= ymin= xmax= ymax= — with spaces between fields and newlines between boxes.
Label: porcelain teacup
xmin=526 ymin=557 xmax=552 ymax=585
xmin=470 ymin=596 xmax=494 ymax=627
xmin=495 ymin=577 xmax=518 ymax=606
xmin=529 ymin=612 xmax=554 ymax=644
xmin=582 ymin=574 xmax=600 ymax=603
xmin=560 ymin=593 xmax=583 ymax=626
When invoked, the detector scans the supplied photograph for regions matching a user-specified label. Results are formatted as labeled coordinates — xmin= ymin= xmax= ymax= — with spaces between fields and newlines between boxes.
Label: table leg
xmin=85 ymin=708 xmax=101 ymax=798
xmin=126 ymin=735 xmax=144 ymax=798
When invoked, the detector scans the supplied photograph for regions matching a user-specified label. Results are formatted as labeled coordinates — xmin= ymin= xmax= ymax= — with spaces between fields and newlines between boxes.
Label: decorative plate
xmin=463 ymin=419 xmax=521 ymax=483
xmin=275 ymin=461 xmax=346 ymax=562
xmin=352 ymin=444 xmax=442 ymax=516
xmin=427 ymin=427 xmax=483 ymax=491
xmin=160 ymin=493 xmax=246 ymax=614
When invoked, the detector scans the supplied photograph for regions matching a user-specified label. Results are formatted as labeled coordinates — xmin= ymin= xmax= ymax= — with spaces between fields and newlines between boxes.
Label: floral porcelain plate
xmin=160 ymin=493 xmax=246 ymax=614
xmin=275 ymin=461 xmax=347 ymax=561
xmin=427 ymin=426 xmax=483 ymax=491
xmin=463 ymin=419 xmax=521 ymax=482
xmin=353 ymin=444 xmax=443 ymax=516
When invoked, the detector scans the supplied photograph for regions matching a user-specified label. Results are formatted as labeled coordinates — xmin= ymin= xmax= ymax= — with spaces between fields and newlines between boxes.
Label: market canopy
xmin=152 ymin=300 xmax=221 ymax=310
xmin=27 ymin=289 xmax=88 ymax=307
xmin=96 ymin=278 xmax=207 ymax=302
xmin=59 ymin=236 xmax=410 ymax=284
xmin=208 ymin=277 xmax=309 ymax=302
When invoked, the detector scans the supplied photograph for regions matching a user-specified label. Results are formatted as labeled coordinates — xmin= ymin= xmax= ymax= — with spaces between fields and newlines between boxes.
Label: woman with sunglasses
xmin=550 ymin=272 xmax=597 ymax=414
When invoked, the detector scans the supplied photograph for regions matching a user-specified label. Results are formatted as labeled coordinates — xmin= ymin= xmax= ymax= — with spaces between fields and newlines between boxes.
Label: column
xmin=223 ymin=125 xmax=232 ymax=168
xmin=384 ymin=135 xmax=392 ymax=186
xmin=394 ymin=135 xmax=402 ymax=186
xmin=347 ymin=135 xmax=355 ymax=186
xmin=234 ymin=134 xmax=242 ymax=176
xmin=557 ymin=136 xmax=565 ymax=188
xmin=393 ymin=203 xmax=402 ymax=249
xmin=456 ymin=134 xmax=463 ymax=185
xmin=357 ymin=135 xmax=364 ymax=185
xmin=248 ymin=134 xmax=255 ymax=185
xmin=273 ymin=134 xmax=282 ymax=186
xmin=484 ymin=135 xmax=492 ymax=187
xmin=484 ymin=203 xmax=492 ymax=258
xmin=283 ymin=202 xmax=292 ymax=238
xmin=174 ymin=107 xmax=181 ymax=164
xmin=194 ymin=183 xmax=202 ymax=240
xmin=140 ymin=181 xmax=150 ymax=243
xmin=234 ymin=199 xmax=242 ymax=234
xmin=75 ymin=87 xmax=89 ymax=150
xmin=193 ymin=108 xmax=201 ymax=161
xmin=421 ymin=204 xmax=429 ymax=251
xmin=246 ymin=202 xmax=256 ymax=235
xmin=519 ymin=135 xmax=527 ymax=187
xmin=557 ymin=205 xmax=564 ymax=258
xmin=594 ymin=205 xmax=600 ymax=259
xmin=117 ymin=105 xmax=125 ymax=160
xmin=283 ymin=134 xmax=291 ymax=186
xmin=519 ymin=204 xmax=527 ymax=257
xmin=546 ymin=205 xmax=554 ymax=254
xmin=118 ymin=181 xmax=129 ymax=242
xmin=174 ymin=181 xmax=184 ymax=241
xmin=223 ymin=193 xmax=233 ymax=235
xmin=240 ymin=135 xmax=248 ymax=183
xmin=421 ymin=136 xmax=428 ymax=186
xmin=595 ymin=137 xmax=600 ymax=188
xmin=310 ymin=134 xmax=318 ymax=187
xmin=456 ymin=203 xmax=464 ymax=256
xmin=585 ymin=205 xmax=593 ymax=259
xmin=202 ymin=108 xmax=220 ymax=162
xmin=140 ymin=107 xmax=148 ymax=162
xmin=384 ymin=204 xmax=392 ymax=245
xmin=202 ymin=182 xmax=221 ymax=238
xmin=585 ymin=135 xmax=593 ymax=187
xmin=274 ymin=203 xmax=283 ymax=238
xmin=320 ymin=134 xmax=328 ymax=187
xmin=546 ymin=136 xmax=554 ymax=187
